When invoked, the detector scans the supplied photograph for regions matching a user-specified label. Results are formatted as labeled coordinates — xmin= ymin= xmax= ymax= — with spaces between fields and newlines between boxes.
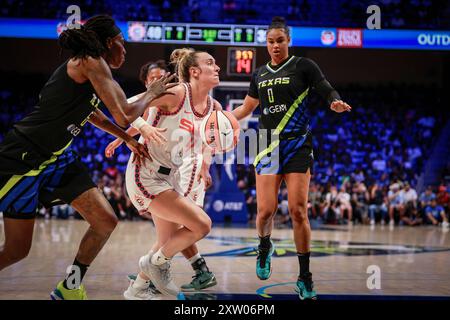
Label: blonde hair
xmin=170 ymin=47 xmax=204 ymax=82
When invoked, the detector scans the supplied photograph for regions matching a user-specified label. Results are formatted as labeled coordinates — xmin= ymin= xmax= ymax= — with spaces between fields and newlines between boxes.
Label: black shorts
xmin=0 ymin=130 xmax=96 ymax=219
xmin=254 ymin=131 xmax=314 ymax=175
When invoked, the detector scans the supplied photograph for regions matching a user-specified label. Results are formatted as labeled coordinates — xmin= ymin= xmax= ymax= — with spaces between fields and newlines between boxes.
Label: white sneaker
xmin=370 ymin=219 xmax=375 ymax=226
xmin=139 ymin=254 xmax=179 ymax=297
xmin=442 ymin=221 xmax=449 ymax=229
xmin=389 ymin=220 xmax=394 ymax=227
xmin=123 ymin=280 xmax=162 ymax=300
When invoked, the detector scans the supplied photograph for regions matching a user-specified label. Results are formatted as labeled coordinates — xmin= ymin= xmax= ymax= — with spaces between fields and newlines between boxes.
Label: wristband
xmin=131 ymin=117 xmax=147 ymax=130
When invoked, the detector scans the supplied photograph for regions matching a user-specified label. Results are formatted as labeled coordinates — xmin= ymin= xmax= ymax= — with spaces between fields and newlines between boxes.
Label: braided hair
xmin=59 ymin=15 xmax=121 ymax=59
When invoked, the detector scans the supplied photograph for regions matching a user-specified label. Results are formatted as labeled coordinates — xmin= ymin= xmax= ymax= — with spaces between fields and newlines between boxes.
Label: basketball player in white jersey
xmin=107 ymin=48 xmax=222 ymax=298
xmin=105 ymin=58 xmax=217 ymax=298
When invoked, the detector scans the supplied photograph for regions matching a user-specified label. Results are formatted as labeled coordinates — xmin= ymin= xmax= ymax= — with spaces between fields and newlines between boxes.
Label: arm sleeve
xmin=247 ymin=71 xmax=259 ymax=99
xmin=300 ymin=58 xmax=341 ymax=105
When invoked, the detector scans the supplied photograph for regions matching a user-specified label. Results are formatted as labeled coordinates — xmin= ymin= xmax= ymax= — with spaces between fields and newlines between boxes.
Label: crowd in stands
xmin=1 ymin=0 xmax=449 ymax=29
xmin=0 ymin=74 xmax=449 ymax=227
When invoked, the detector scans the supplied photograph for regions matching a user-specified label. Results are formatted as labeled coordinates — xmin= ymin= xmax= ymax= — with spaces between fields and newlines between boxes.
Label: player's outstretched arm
xmin=232 ymin=95 xmax=259 ymax=120
xmin=88 ymin=109 xmax=150 ymax=161
xmin=82 ymin=57 xmax=177 ymax=126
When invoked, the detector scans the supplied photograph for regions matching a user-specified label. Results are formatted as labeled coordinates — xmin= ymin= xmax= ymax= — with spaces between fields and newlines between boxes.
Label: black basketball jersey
xmin=13 ymin=60 xmax=102 ymax=155
xmin=248 ymin=55 xmax=326 ymax=138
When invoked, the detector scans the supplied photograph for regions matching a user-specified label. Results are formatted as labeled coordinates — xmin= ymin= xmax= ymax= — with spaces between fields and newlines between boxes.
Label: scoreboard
xmin=128 ymin=22 xmax=268 ymax=46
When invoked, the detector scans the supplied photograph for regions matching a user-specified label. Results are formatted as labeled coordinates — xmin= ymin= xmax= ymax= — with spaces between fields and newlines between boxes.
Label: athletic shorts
xmin=125 ymin=156 xmax=183 ymax=212
xmin=254 ymin=131 xmax=314 ymax=175
xmin=179 ymin=155 xmax=205 ymax=207
xmin=0 ymin=130 xmax=96 ymax=219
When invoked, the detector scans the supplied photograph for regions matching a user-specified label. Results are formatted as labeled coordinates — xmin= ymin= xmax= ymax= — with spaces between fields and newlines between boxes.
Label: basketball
xmin=199 ymin=110 xmax=240 ymax=153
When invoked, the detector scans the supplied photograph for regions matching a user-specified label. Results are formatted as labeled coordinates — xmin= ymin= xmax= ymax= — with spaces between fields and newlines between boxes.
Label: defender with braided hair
xmin=0 ymin=14 xmax=175 ymax=300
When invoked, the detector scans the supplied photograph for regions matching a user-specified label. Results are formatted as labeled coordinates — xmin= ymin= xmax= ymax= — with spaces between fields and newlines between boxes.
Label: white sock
xmin=188 ymin=253 xmax=202 ymax=264
xmin=151 ymin=248 xmax=171 ymax=266
xmin=132 ymin=273 xmax=150 ymax=289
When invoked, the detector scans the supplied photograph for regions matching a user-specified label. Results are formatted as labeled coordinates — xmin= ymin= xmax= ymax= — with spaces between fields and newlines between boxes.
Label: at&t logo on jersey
xmin=263 ymin=104 xmax=287 ymax=115
xmin=67 ymin=124 xmax=81 ymax=137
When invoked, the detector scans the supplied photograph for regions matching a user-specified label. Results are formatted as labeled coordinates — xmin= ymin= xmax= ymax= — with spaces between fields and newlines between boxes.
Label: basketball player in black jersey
xmin=232 ymin=17 xmax=351 ymax=300
xmin=0 ymin=15 xmax=175 ymax=299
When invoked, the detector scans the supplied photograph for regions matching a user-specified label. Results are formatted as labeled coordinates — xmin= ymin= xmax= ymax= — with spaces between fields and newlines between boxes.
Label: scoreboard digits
xmin=128 ymin=21 xmax=268 ymax=46
xmin=227 ymin=48 xmax=256 ymax=76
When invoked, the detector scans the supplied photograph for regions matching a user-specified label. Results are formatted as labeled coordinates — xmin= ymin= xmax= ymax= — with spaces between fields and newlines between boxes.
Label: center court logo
xmin=202 ymin=237 xmax=450 ymax=258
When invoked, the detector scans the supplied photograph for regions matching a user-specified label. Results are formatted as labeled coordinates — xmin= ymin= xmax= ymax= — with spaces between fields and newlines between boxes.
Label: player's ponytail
xmin=268 ymin=16 xmax=290 ymax=38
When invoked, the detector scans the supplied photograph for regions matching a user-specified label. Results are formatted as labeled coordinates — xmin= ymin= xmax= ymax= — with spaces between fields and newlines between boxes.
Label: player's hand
xmin=330 ymin=100 xmax=351 ymax=113
xmin=126 ymin=139 xmax=152 ymax=166
xmin=146 ymin=72 xmax=179 ymax=100
xmin=140 ymin=123 xmax=167 ymax=145
xmin=105 ymin=139 xmax=124 ymax=158
xmin=197 ymin=165 xmax=212 ymax=190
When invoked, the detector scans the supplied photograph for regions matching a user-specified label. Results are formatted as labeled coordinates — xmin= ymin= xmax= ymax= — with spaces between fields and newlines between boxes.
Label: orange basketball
xmin=200 ymin=110 xmax=240 ymax=153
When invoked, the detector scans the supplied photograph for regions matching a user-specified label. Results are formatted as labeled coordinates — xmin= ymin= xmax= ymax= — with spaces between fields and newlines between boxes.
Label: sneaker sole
xmin=139 ymin=256 xmax=179 ymax=297
xmin=181 ymin=278 xmax=218 ymax=292
xmin=295 ymin=287 xmax=317 ymax=300
xmin=123 ymin=290 xmax=144 ymax=300
xmin=123 ymin=290 xmax=164 ymax=301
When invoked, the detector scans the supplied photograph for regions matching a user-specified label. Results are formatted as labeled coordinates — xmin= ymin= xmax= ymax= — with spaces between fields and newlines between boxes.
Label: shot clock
xmin=227 ymin=47 xmax=256 ymax=76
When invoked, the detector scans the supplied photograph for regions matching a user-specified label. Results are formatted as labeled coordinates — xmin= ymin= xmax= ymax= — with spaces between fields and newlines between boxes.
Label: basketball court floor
xmin=0 ymin=218 xmax=449 ymax=300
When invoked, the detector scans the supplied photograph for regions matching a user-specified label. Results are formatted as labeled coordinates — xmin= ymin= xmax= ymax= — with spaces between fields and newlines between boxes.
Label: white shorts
xmin=125 ymin=155 xmax=205 ymax=212
xmin=179 ymin=156 xmax=205 ymax=207
xmin=125 ymin=157 xmax=183 ymax=212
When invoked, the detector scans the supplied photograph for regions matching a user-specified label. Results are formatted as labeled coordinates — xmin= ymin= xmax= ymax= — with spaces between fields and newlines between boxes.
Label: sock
xmin=259 ymin=235 xmax=272 ymax=249
xmin=151 ymin=248 xmax=171 ymax=266
xmin=63 ymin=259 xmax=89 ymax=290
xmin=132 ymin=273 xmax=150 ymax=289
xmin=188 ymin=253 xmax=202 ymax=265
xmin=191 ymin=257 xmax=209 ymax=273
xmin=297 ymin=252 xmax=311 ymax=280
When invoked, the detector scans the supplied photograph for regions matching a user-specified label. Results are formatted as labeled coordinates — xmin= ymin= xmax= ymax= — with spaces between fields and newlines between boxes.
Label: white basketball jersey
xmin=140 ymin=83 xmax=215 ymax=169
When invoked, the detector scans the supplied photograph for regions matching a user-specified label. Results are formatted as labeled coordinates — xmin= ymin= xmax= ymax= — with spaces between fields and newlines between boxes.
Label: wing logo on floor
xmin=202 ymin=236 xmax=450 ymax=257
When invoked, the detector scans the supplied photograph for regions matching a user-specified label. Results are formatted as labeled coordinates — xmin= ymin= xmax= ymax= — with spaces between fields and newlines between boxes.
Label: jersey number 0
xmin=267 ymin=88 xmax=275 ymax=103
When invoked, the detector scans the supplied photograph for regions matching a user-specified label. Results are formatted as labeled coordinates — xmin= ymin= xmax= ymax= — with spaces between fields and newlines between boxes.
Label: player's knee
xmin=103 ymin=214 xmax=119 ymax=234
xmin=289 ymin=202 xmax=308 ymax=224
xmin=93 ymin=209 xmax=118 ymax=236
xmin=195 ymin=217 xmax=212 ymax=238
xmin=3 ymin=244 xmax=31 ymax=263
xmin=257 ymin=205 xmax=277 ymax=220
